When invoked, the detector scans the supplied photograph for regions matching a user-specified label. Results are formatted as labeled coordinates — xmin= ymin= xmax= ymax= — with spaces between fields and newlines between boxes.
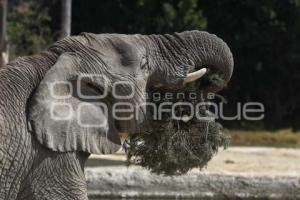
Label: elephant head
xmin=28 ymin=31 xmax=233 ymax=157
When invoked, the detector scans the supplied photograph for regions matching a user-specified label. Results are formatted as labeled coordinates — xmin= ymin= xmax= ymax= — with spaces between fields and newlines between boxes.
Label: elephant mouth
xmin=184 ymin=65 xmax=228 ymax=94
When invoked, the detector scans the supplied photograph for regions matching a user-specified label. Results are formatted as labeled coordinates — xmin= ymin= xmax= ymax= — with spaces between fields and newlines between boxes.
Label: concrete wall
xmin=86 ymin=166 xmax=300 ymax=199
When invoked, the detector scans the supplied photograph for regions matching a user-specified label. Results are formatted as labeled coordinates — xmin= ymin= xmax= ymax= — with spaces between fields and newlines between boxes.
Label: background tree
xmin=71 ymin=0 xmax=207 ymax=34
xmin=198 ymin=0 xmax=300 ymax=130
xmin=0 ymin=0 xmax=8 ymax=67
xmin=7 ymin=0 xmax=54 ymax=59
xmin=60 ymin=0 xmax=72 ymax=38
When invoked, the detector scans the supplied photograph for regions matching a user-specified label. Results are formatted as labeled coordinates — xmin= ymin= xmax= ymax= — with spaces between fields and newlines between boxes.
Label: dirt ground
xmin=89 ymin=147 xmax=300 ymax=176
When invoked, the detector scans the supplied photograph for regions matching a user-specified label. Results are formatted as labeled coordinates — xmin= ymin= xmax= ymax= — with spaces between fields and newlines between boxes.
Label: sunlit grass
xmin=229 ymin=129 xmax=300 ymax=148
xmin=121 ymin=129 xmax=300 ymax=148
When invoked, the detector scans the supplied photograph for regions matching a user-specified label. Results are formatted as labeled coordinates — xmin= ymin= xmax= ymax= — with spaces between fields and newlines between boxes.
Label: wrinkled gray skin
xmin=0 ymin=31 xmax=233 ymax=200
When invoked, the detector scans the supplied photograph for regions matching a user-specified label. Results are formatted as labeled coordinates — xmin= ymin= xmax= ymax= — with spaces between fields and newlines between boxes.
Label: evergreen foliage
xmin=127 ymin=84 xmax=229 ymax=175
xmin=7 ymin=0 xmax=54 ymax=58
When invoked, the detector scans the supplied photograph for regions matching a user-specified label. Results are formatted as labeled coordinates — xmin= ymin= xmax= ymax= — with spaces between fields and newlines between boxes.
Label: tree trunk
xmin=0 ymin=0 xmax=8 ymax=67
xmin=60 ymin=0 xmax=72 ymax=39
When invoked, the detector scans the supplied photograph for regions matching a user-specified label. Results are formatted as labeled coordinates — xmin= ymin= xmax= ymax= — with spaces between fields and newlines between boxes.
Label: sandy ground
xmin=88 ymin=147 xmax=300 ymax=176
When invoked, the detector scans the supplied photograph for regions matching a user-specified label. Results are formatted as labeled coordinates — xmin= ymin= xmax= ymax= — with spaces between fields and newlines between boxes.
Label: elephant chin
xmin=114 ymin=105 xmax=147 ymax=136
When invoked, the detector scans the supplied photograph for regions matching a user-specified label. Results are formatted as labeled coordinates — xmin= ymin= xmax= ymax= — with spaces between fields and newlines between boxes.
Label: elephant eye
xmin=140 ymin=56 xmax=147 ymax=70
xmin=140 ymin=56 xmax=150 ymax=77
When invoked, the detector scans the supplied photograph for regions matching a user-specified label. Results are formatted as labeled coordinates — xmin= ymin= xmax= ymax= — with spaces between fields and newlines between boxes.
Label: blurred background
xmin=1 ymin=0 xmax=300 ymax=147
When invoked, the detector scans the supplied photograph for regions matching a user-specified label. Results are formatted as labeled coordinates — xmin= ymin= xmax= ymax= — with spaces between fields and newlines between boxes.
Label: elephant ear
xmin=28 ymin=53 xmax=121 ymax=154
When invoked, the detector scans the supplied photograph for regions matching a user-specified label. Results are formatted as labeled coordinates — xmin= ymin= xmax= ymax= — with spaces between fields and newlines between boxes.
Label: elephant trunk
xmin=182 ymin=31 xmax=234 ymax=92
xmin=148 ymin=31 xmax=234 ymax=92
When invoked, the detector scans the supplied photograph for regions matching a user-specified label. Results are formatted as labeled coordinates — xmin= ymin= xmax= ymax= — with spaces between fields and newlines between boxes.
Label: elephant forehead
xmin=112 ymin=40 xmax=140 ymax=65
xmin=99 ymin=37 xmax=145 ymax=67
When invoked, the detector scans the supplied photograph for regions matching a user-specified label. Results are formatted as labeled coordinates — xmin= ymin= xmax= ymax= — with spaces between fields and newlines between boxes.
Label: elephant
xmin=0 ymin=30 xmax=233 ymax=199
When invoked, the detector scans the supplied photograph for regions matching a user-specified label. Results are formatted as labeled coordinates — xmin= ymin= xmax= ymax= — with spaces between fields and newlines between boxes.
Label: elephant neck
xmin=17 ymin=152 xmax=88 ymax=200
xmin=0 ymin=50 xmax=59 ymax=199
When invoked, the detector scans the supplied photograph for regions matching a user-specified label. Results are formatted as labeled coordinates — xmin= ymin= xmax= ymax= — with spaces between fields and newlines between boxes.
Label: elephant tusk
xmin=184 ymin=68 xmax=208 ymax=84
